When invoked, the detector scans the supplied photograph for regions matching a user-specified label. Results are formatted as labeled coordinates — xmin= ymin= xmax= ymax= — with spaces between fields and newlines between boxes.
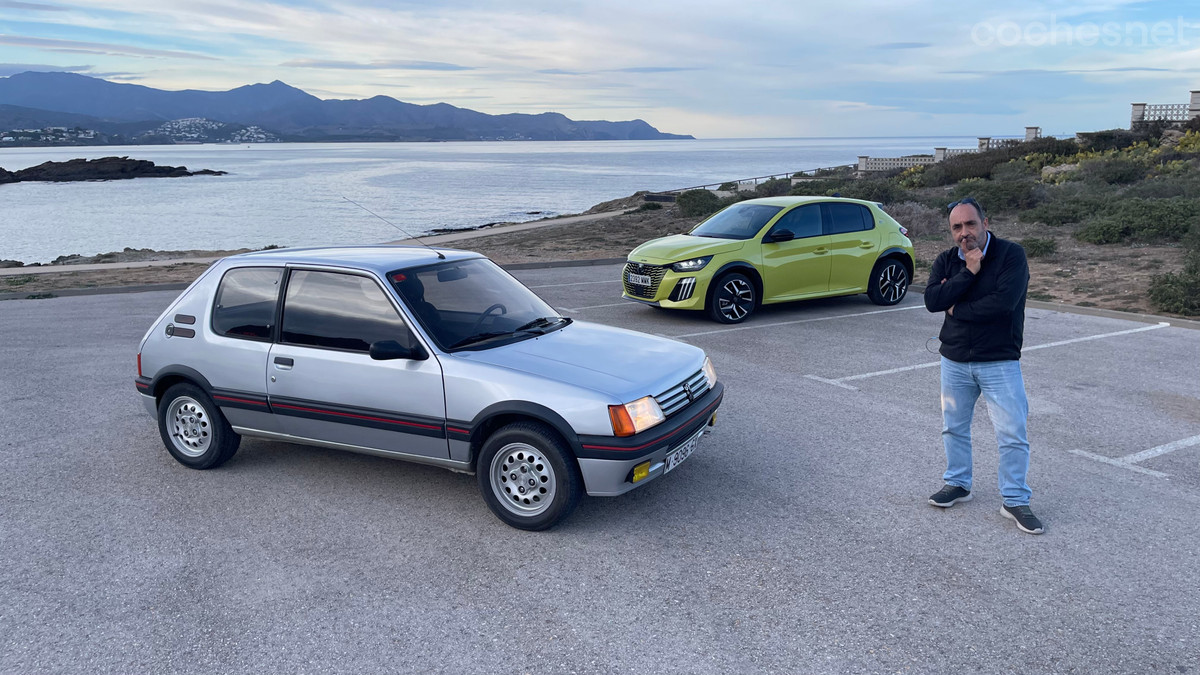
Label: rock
xmin=5 ymin=157 xmax=226 ymax=183
xmin=0 ymin=259 xmax=24 ymax=268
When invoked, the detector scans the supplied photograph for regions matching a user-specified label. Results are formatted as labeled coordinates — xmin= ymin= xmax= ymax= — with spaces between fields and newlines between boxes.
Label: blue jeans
xmin=940 ymin=357 xmax=1032 ymax=506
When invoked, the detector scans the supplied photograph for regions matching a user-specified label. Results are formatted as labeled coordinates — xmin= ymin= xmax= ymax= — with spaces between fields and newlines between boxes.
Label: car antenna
xmin=342 ymin=196 xmax=445 ymax=259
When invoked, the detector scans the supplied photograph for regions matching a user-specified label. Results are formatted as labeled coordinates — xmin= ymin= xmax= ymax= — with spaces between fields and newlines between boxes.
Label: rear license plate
xmin=664 ymin=428 xmax=704 ymax=473
xmin=628 ymin=272 xmax=653 ymax=286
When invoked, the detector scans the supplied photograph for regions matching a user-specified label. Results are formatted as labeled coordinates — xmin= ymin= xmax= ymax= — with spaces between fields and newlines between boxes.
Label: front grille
xmin=622 ymin=262 xmax=667 ymax=299
xmin=655 ymin=369 xmax=711 ymax=418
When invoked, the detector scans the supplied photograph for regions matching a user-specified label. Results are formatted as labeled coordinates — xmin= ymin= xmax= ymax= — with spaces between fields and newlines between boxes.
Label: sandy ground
xmin=0 ymin=194 xmax=1189 ymax=317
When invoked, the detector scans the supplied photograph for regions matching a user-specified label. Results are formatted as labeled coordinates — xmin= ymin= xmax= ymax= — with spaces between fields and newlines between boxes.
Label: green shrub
xmin=1149 ymin=252 xmax=1200 ymax=315
xmin=1122 ymin=173 xmax=1200 ymax=199
xmin=949 ymin=179 xmax=1042 ymax=212
xmin=789 ymin=179 xmax=849 ymax=196
xmin=1072 ymin=157 xmax=1146 ymax=184
xmin=1019 ymin=197 xmax=1106 ymax=226
xmin=676 ymin=189 xmax=722 ymax=218
xmin=755 ymin=177 xmax=792 ymax=197
xmin=634 ymin=201 xmax=662 ymax=212
xmin=1075 ymin=197 xmax=1200 ymax=244
xmin=1021 ymin=237 xmax=1058 ymax=258
xmin=718 ymin=181 xmax=738 ymax=191
xmin=1076 ymin=129 xmax=1143 ymax=152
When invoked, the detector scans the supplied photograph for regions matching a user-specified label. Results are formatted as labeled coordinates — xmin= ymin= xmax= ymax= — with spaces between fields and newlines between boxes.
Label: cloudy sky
xmin=1 ymin=0 xmax=1198 ymax=138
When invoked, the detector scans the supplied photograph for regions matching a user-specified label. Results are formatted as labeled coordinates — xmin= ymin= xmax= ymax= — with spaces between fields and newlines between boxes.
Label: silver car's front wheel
xmin=477 ymin=422 xmax=582 ymax=531
xmin=489 ymin=442 xmax=557 ymax=517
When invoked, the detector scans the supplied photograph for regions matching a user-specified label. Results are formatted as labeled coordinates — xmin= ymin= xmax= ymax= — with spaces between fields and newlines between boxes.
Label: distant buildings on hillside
xmin=856 ymin=127 xmax=1044 ymax=173
xmin=0 ymin=118 xmax=279 ymax=146
xmin=1130 ymin=90 xmax=1200 ymax=127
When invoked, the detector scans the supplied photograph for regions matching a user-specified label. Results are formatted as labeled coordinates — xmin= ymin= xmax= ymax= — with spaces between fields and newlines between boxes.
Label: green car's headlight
xmin=670 ymin=256 xmax=713 ymax=273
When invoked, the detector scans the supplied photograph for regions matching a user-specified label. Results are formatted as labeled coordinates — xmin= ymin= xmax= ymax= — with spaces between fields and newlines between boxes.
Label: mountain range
xmin=0 ymin=72 xmax=693 ymax=143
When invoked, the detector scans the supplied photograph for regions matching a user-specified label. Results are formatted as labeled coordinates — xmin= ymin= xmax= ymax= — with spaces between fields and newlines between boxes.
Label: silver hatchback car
xmin=136 ymin=246 xmax=723 ymax=530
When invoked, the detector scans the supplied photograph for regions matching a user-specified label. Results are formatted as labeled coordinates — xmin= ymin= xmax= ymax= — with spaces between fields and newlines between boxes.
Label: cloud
xmin=875 ymin=42 xmax=933 ymax=49
xmin=611 ymin=67 xmax=702 ymax=74
xmin=0 ymin=0 xmax=68 ymax=9
xmin=281 ymin=58 xmax=475 ymax=71
xmin=0 ymin=34 xmax=219 ymax=59
xmin=537 ymin=69 xmax=585 ymax=75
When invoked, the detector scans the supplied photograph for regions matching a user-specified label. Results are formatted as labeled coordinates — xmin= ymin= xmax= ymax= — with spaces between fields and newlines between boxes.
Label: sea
xmin=0 ymin=137 xmax=981 ymax=264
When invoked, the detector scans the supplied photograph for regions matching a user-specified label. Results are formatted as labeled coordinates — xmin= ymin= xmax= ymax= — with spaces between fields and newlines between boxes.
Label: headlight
xmin=608 ymin=396 xmax=666 ymax=437
xmin=702 ymin=357 xmax=717 ymax=388
xmin=670 ymin=256 xmax=712 ymax=273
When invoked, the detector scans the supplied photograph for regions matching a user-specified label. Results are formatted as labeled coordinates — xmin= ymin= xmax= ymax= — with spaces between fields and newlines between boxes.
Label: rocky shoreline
xmin=0 ymin=156 xmax=225 ymax=184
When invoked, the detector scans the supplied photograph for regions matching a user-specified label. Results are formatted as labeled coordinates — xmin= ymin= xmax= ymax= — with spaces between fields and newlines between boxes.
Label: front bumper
xmin=621 ymin=261 xmax=712 ymax=310
xmin=576 ymin=382 xmax=723 ymax=496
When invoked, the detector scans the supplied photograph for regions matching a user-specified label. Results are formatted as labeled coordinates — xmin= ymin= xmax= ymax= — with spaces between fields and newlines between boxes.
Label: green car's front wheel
xmin=707 ymin=272 xmax=756 ymax=323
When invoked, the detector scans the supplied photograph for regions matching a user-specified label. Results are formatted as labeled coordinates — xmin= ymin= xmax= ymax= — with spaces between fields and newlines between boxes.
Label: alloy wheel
xmin=716 ymin=278 xmax=754 ymax=321
xmin=489 ymin=442 xmax=557 ymax=516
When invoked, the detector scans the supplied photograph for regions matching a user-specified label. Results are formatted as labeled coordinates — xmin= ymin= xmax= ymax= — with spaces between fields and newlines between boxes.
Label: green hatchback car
xmin=622 ymin=196 xmax=916 ymax=323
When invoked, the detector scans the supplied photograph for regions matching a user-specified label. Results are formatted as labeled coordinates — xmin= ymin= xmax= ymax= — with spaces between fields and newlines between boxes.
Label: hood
xmin=452 ymin=320 xmax=705 ymax=401
xmin=627 ymin=234 xmax=745 ymax=265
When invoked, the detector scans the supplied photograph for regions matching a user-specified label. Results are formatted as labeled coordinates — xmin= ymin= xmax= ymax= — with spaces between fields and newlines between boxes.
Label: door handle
xmin=273 ymin=356 xmax=294 ymax=369
xmin=859 ymin=241 xmax=875 ymax=249
xmin=814 ymin=247 xmax=828 ymax=254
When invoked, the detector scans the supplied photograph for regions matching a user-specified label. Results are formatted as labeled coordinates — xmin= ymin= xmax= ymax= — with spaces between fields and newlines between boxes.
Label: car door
xmin=206 ymin=265 xmax=285 ymax=434
xmin=758 ymin=203 xmax=832 ymax=301
xmin=266 ymin=268 xmax=449 ymax=459
xmin=824 ymin=202 xmax=881 ymax=293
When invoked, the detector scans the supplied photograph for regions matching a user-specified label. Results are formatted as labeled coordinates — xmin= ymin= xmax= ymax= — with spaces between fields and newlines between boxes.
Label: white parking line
xmin=669 ymin=305 xmax=924 ymax=339
xmin=566 ymin=302 xmax=634 ymax=312
xmin=1067 ymin=450 xmax=1170 ymax=478
xmin=806 ymin=322 xmax=1172 ymax=391
xmin=1068 ymin=434 xmax=1199 ymax=478
xmin=1120 ymin=434 xmax=1200 ymax=464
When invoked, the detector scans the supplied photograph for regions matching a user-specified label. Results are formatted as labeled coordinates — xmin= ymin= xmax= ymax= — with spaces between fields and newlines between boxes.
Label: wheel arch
xmin=466 ymin=402 xmax=583 ymax=468
xmin=708 ymin=261 xmax=763 ymax=305
xmin=876 ymin=247 xmax=914 ymax=281
xmin=151 ymin=366 xmax=215 ymax=403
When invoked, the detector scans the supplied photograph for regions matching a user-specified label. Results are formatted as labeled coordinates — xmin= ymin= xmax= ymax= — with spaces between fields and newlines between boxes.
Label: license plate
xmin=628 ymin=272 xmax=653 ymax=286
xmin=664 ymin=429 xmax=704 ymax=473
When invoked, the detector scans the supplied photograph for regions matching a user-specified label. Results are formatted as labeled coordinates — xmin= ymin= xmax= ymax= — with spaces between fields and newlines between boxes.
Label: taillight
xmin=137 ymin=352 xmax=142 ymax=378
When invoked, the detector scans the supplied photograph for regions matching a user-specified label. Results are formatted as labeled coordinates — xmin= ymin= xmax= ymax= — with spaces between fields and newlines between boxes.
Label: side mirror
xmin=768 ymin=229 xmax=795 ymax=243
xmin=369 ymin=339 xmax=429 ymax=361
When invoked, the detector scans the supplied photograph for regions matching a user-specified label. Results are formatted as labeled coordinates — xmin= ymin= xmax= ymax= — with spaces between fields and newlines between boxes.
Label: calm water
xmin=0 ymin=137 xmax=976 ymax=263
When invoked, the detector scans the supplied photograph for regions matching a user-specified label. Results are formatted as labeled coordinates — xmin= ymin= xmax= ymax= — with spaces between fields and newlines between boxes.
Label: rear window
xmin=212 ymin=267 xmax=283 ymax=341
xmin=825 ymin=203 xmax=874 ymax=235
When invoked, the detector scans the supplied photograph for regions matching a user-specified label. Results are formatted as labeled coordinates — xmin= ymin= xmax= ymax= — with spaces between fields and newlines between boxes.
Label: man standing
xmin=924 ymin=197 xmax=1044 ymax=535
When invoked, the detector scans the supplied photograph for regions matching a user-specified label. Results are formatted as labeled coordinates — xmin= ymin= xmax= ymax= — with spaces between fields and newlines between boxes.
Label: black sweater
xmin=924 ymin=234 xmax=1029 ymax=362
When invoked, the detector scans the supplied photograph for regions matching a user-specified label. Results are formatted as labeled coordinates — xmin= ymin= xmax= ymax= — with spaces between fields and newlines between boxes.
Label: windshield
xmin=390 ymin=258 xmax=568 ymax=351
xmin=690 ymin=203 xmax=784 ymax=240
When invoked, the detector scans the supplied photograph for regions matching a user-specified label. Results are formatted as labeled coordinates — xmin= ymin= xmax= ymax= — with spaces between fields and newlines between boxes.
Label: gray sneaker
xmin=1001 ymin=504 xmax=1045 ymax=534
xmin=928 ymin=484 xmax=972 ymax=508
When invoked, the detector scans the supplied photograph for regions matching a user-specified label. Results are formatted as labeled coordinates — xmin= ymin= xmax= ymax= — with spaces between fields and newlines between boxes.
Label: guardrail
xmin=644 ymin=164 xmax=855 ymax=202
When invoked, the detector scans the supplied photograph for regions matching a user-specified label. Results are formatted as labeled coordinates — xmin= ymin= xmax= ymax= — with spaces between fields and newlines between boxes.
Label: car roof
xmin=733 ymin=195 xmax=878 ymax=207
xmin=223 ymin=245 xmax=482 ymax=274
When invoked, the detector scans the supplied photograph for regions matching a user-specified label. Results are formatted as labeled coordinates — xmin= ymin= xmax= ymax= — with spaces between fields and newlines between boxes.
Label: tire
xmin=477 ymin=422 xmax=583 ymax=531
xmin=706 ymin=272 xmax=756 ymax=323
xmin=866 ymin=258 xmax=910 ymax=306
xmin=157 ymin=383 xmax=240 ymax=469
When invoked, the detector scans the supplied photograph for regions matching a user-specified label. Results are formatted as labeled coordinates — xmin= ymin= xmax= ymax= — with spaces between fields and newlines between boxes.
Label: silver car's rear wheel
xmin=489 ymin=442 xmax=557 ymax=517
xmin=477 ymin=422 xmax=582 ymax=530
xmin=166 ymin=395 xmax=212 ymax=458
xmin=156 ymin=383 xmax=240 ymax=469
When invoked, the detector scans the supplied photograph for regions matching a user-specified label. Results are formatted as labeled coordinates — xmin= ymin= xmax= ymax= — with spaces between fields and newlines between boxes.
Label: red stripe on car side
xmin=273 ymin=403 xmax=443 ymax=431
xmin=214 ymin=395 xmax=267 ymax=406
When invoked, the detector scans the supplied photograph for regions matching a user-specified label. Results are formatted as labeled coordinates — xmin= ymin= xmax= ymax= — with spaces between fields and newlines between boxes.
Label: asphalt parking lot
xmin=2 ymin=262 xmax=1199 ymax=674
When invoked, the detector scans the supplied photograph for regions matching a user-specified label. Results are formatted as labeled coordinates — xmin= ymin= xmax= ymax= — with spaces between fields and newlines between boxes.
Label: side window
xmin=281 ymin=270 xmax=411 ymax=353
xmin=825 ymin=203 xmax=874 ymax=235
xmin=768 ymin=204 xmax=822 ymax=239
xmin=212 ymin=267 xmax=283 ymax=341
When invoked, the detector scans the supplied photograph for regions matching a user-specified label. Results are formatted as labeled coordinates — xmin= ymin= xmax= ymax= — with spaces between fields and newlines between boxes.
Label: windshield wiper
xmin=514 ymin=316 xmax=571 ymax=332
xmin=448 ymin=331 xmax=513 ymax=349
